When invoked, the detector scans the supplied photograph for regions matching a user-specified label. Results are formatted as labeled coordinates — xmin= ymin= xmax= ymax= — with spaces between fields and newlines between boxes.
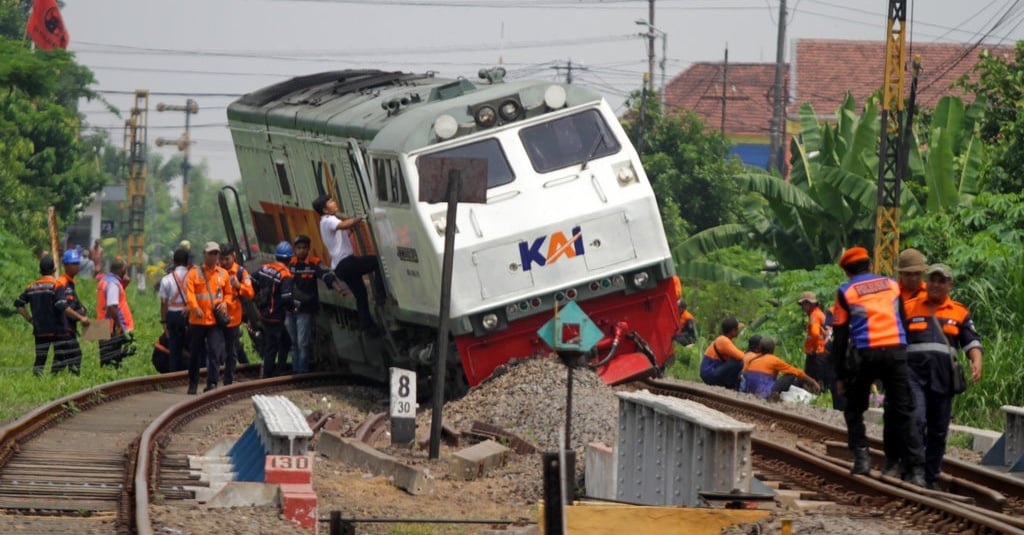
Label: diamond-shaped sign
xmin=537 ymin=300 xmax=603 ymax=353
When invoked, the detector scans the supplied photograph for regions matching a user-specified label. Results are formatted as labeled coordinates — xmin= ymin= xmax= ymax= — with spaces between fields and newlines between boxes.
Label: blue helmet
xmin=62 ymin=248 xmax=81 ymax=265
xmin=274 ymin=241 xmax=294 ymax=260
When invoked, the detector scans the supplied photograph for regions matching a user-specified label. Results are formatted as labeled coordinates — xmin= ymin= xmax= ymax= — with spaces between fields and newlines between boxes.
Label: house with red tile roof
xmin=664 ymin=39 xmax=1014 ymax=170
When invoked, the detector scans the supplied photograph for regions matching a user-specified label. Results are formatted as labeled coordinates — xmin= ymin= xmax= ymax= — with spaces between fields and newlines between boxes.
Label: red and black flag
xmin=26 ymin=0 xmax=69 ymax=50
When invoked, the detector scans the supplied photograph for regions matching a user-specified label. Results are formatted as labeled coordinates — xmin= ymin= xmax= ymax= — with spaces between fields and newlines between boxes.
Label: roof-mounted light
xmin=433 ymin=114 xmax=458 ymax=140
xmin=544 ymin=85 xmax=567 ymax=109
xmin=475 ymin=105 xmax=497 ymax=128
xmin=498 ymin=99 xmax=522 ymax=121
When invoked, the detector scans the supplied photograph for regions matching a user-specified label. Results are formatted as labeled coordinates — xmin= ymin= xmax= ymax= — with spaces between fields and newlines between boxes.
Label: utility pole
xmin=721 ymin=46 xmax=729 ymax=139
xmin=156 ymin=99 xmax=198 ymax=242
xmin=768 ymin=0 xmax=787 ymax=174
xmin=552 ymin=59 xmax=586 ymax=84
xmin=646 ymin=0 xmax=656 ymax=94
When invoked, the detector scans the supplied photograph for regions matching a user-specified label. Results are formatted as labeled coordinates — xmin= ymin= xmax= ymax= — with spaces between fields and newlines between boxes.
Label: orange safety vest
xmin=703 ymin=335 xmax=745 ymax=362
xmin=185 ymin=264 xmax=228 ymax=326
xmin=98 ymin=273 xmax=134 ymax=332
xmin=804 ymin=307 xmax=827 ymax=354
xmin=832 ymin=273 xmax=905 ymax=349
xmin=221 ymin=262 xmax=254 ymax=327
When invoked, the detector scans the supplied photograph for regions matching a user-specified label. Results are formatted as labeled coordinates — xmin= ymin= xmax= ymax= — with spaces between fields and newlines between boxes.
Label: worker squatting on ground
xmin=830 ymin=246 xmax=927 ymax=487
xmin=699 ymin=317 xmax=745 ymax=389
xmin=741 ymin=337 xmax=821 ymax=399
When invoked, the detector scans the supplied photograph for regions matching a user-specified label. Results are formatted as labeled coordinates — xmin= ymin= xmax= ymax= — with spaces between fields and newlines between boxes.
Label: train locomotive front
xmin=227 ymin=68 xmax=680 ymax=394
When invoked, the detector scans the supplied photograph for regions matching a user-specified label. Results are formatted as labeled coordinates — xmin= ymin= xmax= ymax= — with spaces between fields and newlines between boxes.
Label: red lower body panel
xmin=455 ymin=278 xmax=680 ymax=387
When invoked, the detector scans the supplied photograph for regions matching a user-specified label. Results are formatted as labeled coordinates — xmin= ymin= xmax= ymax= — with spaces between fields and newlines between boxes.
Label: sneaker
xmin=187 ymin=382 xmax=198 ymax=395
xmin=907 ymin=465 xmax=927 ymax=488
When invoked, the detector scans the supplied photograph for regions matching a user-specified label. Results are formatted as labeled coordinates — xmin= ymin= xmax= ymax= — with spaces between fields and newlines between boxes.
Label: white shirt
xmin=158 ymin=266 xmax=190 ymax=311
xmin=320 ymin=214 xmax=354 ymax=270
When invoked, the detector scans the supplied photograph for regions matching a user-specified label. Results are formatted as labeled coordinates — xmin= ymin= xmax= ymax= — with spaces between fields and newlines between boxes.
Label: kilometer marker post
xmin=418 ymin=156 xmax=488 ymax=459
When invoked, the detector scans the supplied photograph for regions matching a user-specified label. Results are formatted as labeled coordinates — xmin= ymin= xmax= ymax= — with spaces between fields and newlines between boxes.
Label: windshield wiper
xmin=580 ymin=131 xmax=607 ymax=171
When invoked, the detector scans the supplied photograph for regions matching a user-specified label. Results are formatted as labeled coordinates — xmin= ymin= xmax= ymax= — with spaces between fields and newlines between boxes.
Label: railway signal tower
xmin=874 ymin=0 xmax=909 ymax=276
xmin=123 ymin=90 xmax=149 ymax=284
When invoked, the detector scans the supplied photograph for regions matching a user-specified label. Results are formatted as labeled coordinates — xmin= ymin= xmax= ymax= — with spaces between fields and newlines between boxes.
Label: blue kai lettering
xmin=519 ymin=226 xmax=585 ymax=271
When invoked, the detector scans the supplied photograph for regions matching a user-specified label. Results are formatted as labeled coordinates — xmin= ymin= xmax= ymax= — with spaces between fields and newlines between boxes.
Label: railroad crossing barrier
xmin=981 ymin=405 xmax=1024 ymax=472
xmin=615 ymin=390 xmax=754 ymax=507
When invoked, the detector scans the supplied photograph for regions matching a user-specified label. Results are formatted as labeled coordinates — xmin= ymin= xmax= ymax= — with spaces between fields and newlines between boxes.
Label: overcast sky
xmin=62 ymin=0 xmax=1024 ymax=182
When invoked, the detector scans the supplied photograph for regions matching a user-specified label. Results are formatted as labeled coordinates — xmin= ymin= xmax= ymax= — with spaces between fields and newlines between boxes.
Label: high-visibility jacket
xmin=904 ymin=295 xmax=982 ymax=394
xmin=253 ymin=262 xmax=294 ymax=323
xmin=289 ymin=255 xmax=336 ymax=314
xmin=98 ymin=273 xmax=134 ymax=333
xmin=185 ymin=263 xmax=229 ymax=327
xmin=832 ymin=273 xmax=905 ymax=350
xmin=742 ymin=353 xmax=810 ymax=398
xmin=14 ymin=275 xmax=63 ymax=337
xmin=703 ymin=335 xmax=745 ymax=362
xmin=54 ymin=273 xmax=85 ymax=336
xmin=221 ymin=261 xmax=254 ymax=327
xmin=804 ymin=306 xmax=827 ymax=354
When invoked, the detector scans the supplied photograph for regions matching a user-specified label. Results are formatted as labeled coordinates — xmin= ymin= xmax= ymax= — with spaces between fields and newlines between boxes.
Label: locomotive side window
xmin=418 ymin=138 xmax=514 ymax=189
xmin=274 ymin=161 xmax=292 ymax=196
xmin=519 ymin=109 xmax=621 ymax=173
xmin=372 ymin=157 xmax=410 ymax=206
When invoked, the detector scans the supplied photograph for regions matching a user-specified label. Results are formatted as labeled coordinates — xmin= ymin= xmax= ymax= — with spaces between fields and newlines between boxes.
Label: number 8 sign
xmin=390 ymin=367 xmax=416 ymax=445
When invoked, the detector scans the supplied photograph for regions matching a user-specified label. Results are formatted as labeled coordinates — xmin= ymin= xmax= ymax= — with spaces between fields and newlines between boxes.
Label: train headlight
xmin=616 ymin=165 xmax=637 ymax=185
xmin=498 ymin=99 xmax=522 ymax=121
xmin=481 ymin=313 xmax=500 ymax=330
xmin=632 ymin=272 xmax=650 ymax=288
xmin=544 ymin=85 xmax=567 ymax=109
xmin=475 ymin=105 xmax=497 ymax=128
xmin=433 ymin=114 xmax=458 ymax=140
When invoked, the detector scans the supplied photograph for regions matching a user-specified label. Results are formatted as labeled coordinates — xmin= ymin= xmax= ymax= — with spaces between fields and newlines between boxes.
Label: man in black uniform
xmin=16 ymin=255 xmax=90 ymax=375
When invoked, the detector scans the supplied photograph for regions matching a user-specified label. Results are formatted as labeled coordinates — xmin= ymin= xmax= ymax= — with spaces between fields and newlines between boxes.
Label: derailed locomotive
xmin=226 ymin=68 xmax=680 ymax=395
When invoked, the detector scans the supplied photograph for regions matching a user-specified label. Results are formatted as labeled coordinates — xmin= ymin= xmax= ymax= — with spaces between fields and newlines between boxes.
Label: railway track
xmin=0 ymin=366 xmax=352 ymax=534
xmin=642 ymin=376 xmax=1024 ymax=534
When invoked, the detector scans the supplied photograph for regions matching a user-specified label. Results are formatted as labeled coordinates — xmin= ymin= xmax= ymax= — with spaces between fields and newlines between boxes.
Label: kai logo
xmin=519 ymin=226 xmax=585 ymax=271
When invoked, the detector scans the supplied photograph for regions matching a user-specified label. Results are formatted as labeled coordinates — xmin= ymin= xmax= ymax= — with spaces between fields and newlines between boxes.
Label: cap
xmin=897 ymin=248 xmax=927 ymax=273
xmin=39 ymin=255 xmax=55 ymax=274
xmin=839 ymin=246 xmax=870 ymax=267
xmin=797 ymin=291 xmax=818 ymax=305
xmin=203 ymin=241 xmax=221 ymax=254
xmin=293 ymin=234 xmax=311 ymax=245
xmin=925 ymin=263 xmax=954 ymax=280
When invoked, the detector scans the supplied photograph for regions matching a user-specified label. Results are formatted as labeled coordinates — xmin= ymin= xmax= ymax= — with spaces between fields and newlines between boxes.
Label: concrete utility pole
xmin=768 ymin=0 xmax=787 ymax=174
xmin=646 ymin=0 xmax=656 ymax=93
xmin=721 ymin=46 xmax=729 ymax=139
xmin=552 ymin=60 xmax=587 ymax=84
xmin=156 ymin=99 xmax=198 ymax=242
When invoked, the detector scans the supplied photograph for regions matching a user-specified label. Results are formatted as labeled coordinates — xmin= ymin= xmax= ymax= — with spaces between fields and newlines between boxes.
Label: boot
xmin=907 ymin=465 xmax=927 ymax=488
xmin=882 ymin=458 xmax=901 ymax=478
xmin=187 ymin=382 xmax=198 ymax=395
xmin=851 ymin=447 xmax=871 ymax=475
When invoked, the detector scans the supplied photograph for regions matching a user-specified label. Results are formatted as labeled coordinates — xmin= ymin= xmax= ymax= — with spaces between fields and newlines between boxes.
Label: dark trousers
xmin=188 ymin=324 xmax=225 ymax=387
xmin=907 ymin=362 xmax=955 ymax=485
xmin=99 ymin=333 xmax=130 ymax=368
xmin=700 ymin=356 xmax=743 ymax=390
xmin=842 ymin=347 xmax=925 ymax=467
xmin=220 ymin=325 xmax=240 ymax=386
xmin=166 ymin=311 xmax=188 ymax=372
xmin=334 ymin=255 xmax=385 ymax=332
xmin=806 ymin=352 xmax=846 ymax=410
xmin=260 ymin=320 xmax=290 ymax=378
xmin=34 ymin=335 xmax=82 ymax=375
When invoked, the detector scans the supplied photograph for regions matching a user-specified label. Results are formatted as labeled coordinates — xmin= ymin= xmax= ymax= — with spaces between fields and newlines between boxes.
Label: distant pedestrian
xmin=15 ymin=254 xmax=90 ymax=375
xmin=253 ymin=241 xmax=296 ymax=378
xmin=741 ymin=337 xmax=820 ymax=399
xmin=313 ymin=194 xmax=386 ymax=337
xmin=184 ymin=242 xmax=230 ymax=394
xmin=287 ymin=234 xmax=343 ymax=373
xmin=674 ymin=300 xmax=697 ymax=346
xmin=90 ymin=239 xmax=104 ymax=273
xmin=699 ymin=317 xmax=746 ymax=389
xmin=218 ymin=242 xmax=254 ymax=385
xmin=904 ymin=263 xmax=984 ymax=490
xmin=97 ymin=258 xmax=135 ymax=368
xmin=831 ymin=246 xmax=926 ymax=487
xmin=798 ymin=291 xmax=842 ymax=409
xmin=158 ymin=248 xmax=191 ymax=372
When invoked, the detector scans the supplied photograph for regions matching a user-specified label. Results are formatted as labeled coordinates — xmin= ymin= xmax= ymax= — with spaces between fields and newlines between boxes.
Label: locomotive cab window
xmin=372 ymin=157 xmax=409 ymax=205
xmin=274 ymin=161 xmax=292 ymax=196
xmin=519 ymin=109 xmax=620 ymax=174
xmin=417 ymin=138 xmax=514 ymax=190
